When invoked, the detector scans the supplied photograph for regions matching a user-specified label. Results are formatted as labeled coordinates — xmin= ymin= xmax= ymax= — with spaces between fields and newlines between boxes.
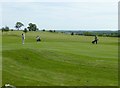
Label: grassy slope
xmin=0 ymin=31 xmax=2 ymax=87
xmin=2 ymin=31 xmax=118 ymax=86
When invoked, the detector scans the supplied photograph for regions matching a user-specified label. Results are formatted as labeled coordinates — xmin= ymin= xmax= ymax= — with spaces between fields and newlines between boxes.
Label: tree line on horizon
xmin=71 ymin=31 xmax=120 ymax=37
xmin=1 ymin=21 xmax=120 ymax=37
xmin=1 ymin=22 xmax=39 ymax=33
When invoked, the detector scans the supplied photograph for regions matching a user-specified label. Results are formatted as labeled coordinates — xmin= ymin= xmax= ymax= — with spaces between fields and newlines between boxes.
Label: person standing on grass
xmin=22 ymin=33 xmax=25 ymax=44
xmin=94 ymin=35 xmax=98 ymax=44
xmin=36 ymin=35 xmax=41 ymax=42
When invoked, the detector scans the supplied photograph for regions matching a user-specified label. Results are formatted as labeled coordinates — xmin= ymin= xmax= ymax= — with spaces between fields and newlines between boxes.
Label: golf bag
xmin=37 ymin=38 xmax=41 ymax=42
xmin=92 ymin=40 xmax=95 ymax=44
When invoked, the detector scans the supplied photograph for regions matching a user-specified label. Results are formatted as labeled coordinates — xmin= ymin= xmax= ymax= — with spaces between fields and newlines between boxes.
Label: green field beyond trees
xmin=2 ymin=31 xmax=118 ymax=86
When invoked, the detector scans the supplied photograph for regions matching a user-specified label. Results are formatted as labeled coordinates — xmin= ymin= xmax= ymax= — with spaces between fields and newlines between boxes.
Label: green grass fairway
xmin=2 ymin=31 xmax=118 ymax=86
xmin=0 ymin=31 xmax=2 ymax=87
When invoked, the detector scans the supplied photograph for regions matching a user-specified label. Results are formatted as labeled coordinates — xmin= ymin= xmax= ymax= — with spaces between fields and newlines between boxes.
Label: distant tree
xmin=48 ymin=30 xmax=56 ymax=32
xmin=23 ymin=28 xmax=28 ymax=33
xmin=42 ymin=29 xmax=45 ymax=31
xmin=2 ymin=26 xmax=9 ymax=32
xmin=71 ymin=32 xmax=74 ymax=35
xmin=15 ymin=22 xmax=24 ymax=30
xmin=5 ymin=26 xmax=9 ymax=31
xmin=49 ymin=30 xmax=53 ymax=32
xmin=11 ymin=29 xmax=14 ymax=31
xmin=27 ymin=23 xmax=39 ymax=31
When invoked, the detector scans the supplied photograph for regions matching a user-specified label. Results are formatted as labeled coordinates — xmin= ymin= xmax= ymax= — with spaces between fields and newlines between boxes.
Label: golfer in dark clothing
xmin=36 ymin=36 xmax=41 ymax=42
xmin=92 ymin=35 xmax=98 ymax=44
xmin=94 ymin=35 xmax=98 ymax=44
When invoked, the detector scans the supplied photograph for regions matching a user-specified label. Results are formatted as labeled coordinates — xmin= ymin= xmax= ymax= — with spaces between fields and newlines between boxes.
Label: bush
xmin=42 ymin=29 xmax=45 ymax=31
xmin=71 ymin=32 xmax=74 ymax=35
xmin=11 ymin=29 xmax=14 ymax=31
xmin=23 ymin=28 xmax=28 ymax=33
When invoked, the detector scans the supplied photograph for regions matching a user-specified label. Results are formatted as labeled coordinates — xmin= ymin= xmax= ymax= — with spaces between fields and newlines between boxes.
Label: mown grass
xmin=2 ymin=31 xmax=118 ymax=86
xmin=0 ymin=31 xmax=2 ymax=87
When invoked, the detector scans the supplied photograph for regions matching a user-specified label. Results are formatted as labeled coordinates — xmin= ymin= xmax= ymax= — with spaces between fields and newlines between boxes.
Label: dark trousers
xmin=95 ymin=40 xmax=97 ymax=44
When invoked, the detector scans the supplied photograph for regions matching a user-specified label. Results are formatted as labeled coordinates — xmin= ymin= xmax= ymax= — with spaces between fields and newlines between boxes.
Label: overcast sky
xmin=0 ymin=0 xmax=119 ymax=30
